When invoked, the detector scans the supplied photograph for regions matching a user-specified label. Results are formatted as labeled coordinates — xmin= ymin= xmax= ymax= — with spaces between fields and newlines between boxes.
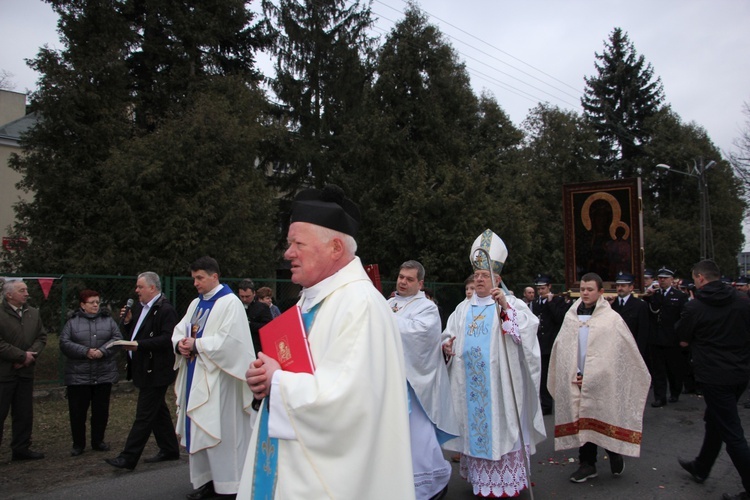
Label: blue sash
xmin=463 ymin=304 xmax=495 ymax=459
xmin=252 ymin=302 xmax=320 ymax=499
xmin=184 ymin=284 xmax=234 ymax=452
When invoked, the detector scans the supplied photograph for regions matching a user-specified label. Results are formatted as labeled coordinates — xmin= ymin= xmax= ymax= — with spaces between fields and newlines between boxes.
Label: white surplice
xmin=237 ymin=257 xmax=415 ymax=500
xmin=388 ymin=291 xmax=458 ymax=499
xmin=172 ymin=284 xmax=256 ymax=494
xmin=442 ymin=294 xmax=546 ymax=497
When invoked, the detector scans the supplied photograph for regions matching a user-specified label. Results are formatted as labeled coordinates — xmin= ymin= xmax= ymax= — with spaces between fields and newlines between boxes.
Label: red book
xmin=259 ymin=305 xmax=315 ymax=374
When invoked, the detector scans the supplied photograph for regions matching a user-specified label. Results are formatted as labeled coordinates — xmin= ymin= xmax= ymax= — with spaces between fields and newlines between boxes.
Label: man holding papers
xmin=239 ymin=185 xmax=415 ymax=499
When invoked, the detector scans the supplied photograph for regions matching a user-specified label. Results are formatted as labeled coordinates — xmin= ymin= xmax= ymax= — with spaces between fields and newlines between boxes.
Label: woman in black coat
xmin=59 ymin=289 xmax=122 ymax=456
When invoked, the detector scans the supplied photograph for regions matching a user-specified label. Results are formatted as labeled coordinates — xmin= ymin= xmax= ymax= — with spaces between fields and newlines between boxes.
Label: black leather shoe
xmin=678 ymin=458 xmax=707 ymax=483
xmin=12 ymin=449 xmax=44 ymax=460
xmin=144 ymin=451 xmax=180 ymax=464
xmin=92 ymin=442 xmax=110 ymax=451
xmin=651 ymin=399 xmax=667 ymax=408
xmin=71 ymin=447 xmax=84 ymax=457
xmin=104 ymin=456 xmax=136 ymax=470
xmin=669 ymin=396 xmax=679 ymax=403
xmin=186 ymin=481 xmax=216 ymax=500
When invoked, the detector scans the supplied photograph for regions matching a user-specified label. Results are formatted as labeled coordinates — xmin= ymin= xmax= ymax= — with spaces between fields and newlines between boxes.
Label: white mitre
xmin=470 ymin=228 xmax=508 ymax=275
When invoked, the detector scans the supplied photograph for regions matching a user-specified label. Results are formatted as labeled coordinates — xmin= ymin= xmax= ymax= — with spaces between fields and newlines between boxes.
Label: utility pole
xmin=656 ymin=160 xmax=716 ymax=260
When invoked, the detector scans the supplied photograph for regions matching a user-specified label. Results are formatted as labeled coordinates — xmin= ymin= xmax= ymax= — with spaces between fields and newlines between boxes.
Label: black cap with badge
xmin=615 ymin=272 xmax=635 ymax=284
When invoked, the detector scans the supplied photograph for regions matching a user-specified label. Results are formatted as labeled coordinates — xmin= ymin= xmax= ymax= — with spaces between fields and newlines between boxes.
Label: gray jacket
xmin=59 ymin=309 xmax=122 ymax=386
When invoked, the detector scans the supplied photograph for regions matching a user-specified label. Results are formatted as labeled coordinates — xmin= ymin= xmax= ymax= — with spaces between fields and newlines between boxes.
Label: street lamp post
xmin=656 ymin=160 xmax=716 ymax=260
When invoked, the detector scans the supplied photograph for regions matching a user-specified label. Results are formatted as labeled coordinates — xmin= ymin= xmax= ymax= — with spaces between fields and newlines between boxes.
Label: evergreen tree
xmin=5 ymin=0 xmax=271 ymax=274
xmin=261 ymin=0 xmax=375 ymax=191
xmin=582 ymin=28 xmax=664 ymax=178
xmin=520 ymin=103 xmax=600 ymax=281
xmin=347 ymin=5 xmax=523 ymax=285
xmin=729 ymin=102 xmax=750 ymax=201
xmin=640 ymin=108 xmax=745 ymax=275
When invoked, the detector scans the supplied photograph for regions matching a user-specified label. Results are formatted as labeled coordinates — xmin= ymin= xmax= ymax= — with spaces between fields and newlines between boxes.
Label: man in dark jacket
xmin=0 ymin=279 xmax=46 ymax=460
xmin=237 ymin=279 xmax=272 ymax=356
xmin=676 ymin=260 xmax=750 ymax=500
xmin=643 ymin=266 xmax=688 ymax=407
xmin=531 ymin=273 xmax=570 ymax=415
xmin=610 ymin=272 xmax=651 ymax=369
xmin=105 ymin=272 xmax=180 ymax=470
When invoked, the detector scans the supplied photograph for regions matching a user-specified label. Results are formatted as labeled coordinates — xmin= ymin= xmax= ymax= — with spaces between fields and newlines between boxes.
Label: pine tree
xmin=6 ymin=0 xmax=272 ymax=275
xmin=347 ymin=5 xmax=524 ymax=284
xmin=261 ymin=0 xmax=375 ymax=191
xmin=520 ymin=103 xmax=601 ymax=279
xmin=582 ymin=28 xmax=664 ymax=178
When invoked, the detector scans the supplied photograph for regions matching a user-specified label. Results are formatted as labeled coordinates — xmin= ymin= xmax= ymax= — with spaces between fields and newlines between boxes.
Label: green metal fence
xmin=3 ymin=273 xmax=467 ymax=385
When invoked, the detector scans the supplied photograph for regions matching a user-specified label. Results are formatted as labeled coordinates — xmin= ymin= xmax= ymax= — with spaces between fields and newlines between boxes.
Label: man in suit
xmin=643 ymin=266 xmax=688 ymax=407
xmin=531 ymin=273 xmax=570 ymax=415
xmin=237 ymin=279 xmax=272 ymax=356
xmin=610 ymin=272 xmax=650 ymax=369
xmin=105 ymin=272 xmax=180 ymax=470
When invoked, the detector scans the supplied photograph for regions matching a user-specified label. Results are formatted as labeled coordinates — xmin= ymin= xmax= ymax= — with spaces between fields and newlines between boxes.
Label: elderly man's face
xmin=5 ymin=281 xmax=29 ymax=308
xmin=284 ymin=222 xmax=339 ymax=288
xmin=473 ymin=270 xmax=499 ymax=298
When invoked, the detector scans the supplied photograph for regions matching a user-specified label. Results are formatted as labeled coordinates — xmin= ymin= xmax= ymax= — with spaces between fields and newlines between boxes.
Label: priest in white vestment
xmin=239 ymin=185 xmax=415 ymax=499
xmin=548 ymin=272 xmax=650 ymax=484
xmin=388 ymin=260 xmax=459 ymax=500
xmin=173 ymin=256 xmax=256 ymax=499
xmin=442 ymin=229 xmax=546 ymax=498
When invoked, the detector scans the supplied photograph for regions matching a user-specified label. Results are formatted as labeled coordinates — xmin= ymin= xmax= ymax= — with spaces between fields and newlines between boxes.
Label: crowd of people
xmin=1 ymin=184 xmax=749 ymax=500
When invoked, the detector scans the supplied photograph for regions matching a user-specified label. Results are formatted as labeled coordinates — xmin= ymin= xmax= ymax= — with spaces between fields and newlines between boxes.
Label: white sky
xmin=1 ymin=0 xmax=748 ymax=248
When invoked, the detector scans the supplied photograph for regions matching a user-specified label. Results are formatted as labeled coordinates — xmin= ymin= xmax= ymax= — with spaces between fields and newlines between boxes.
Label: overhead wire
xmin=370 ymin=0 xmax=584 ymax=111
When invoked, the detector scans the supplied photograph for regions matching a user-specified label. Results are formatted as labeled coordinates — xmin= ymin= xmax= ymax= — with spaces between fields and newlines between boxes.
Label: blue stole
xmin=251 ymin=303 xmax=320 ymax=499
xmin=463 ymin=304 xmax=495 ymax=459
xmin=184 ymin=284 xmax=234 ymax=452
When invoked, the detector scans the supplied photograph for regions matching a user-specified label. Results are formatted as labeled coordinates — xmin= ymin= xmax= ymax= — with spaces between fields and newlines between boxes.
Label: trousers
xmin=0 ymin=377 xmax=34 ymax=452
xmin=693 ymin=382 xmax=750 ymax=493
xmin=66 ymin=383 xmax=112 ymax=448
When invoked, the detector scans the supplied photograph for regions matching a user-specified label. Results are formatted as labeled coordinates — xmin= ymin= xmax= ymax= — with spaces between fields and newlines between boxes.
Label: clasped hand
xmin=246 ymin=352 xmax=281 ymax=400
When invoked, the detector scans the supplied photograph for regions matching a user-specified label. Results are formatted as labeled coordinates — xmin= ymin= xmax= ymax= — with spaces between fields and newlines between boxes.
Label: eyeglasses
xmin=85 ymin=300 xmax=100 ymax=305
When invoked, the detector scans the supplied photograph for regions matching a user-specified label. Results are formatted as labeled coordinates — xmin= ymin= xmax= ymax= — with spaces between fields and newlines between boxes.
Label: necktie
xmin=619 ymin=298 xmax=624 ymax=307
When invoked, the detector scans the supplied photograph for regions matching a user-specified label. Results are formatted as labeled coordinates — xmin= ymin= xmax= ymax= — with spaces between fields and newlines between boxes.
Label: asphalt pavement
xmin=16 ymin=389 xmax=749 ymax=500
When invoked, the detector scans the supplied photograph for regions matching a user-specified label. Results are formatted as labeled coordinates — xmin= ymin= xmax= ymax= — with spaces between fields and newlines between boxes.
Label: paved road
xmin=15 ymin=390 xmax=749 ymax=500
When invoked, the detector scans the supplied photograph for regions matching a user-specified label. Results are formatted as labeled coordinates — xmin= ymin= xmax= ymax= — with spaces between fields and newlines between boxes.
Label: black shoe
xmin=678 ymin=458 xmax=707 ymax=483
xmin=104 ymin=456 xmax=136 ymax=471
xmin=609 ymin=453 xmax=624 ymax=476
xmin=722 ymin=493 xmax=749 ymax=500
xmin=144 ymin=451 xmax=180 ymax=464
xmin=71 ymin=447 xmax=84 ymax=457
xmin=92 ymin=442 xmax=110 ymax=452
xmin=12 ymin=449 xmax=44 ymax=460
xmin=186 ymin=481 xmax=216 ymax=500
xmin=669 ymin=396 xmax=680 ymax=403
xmin=570 ymin=463 xmax=598 ymax=483
xmin=651 ymin=399 xmax=667 ymax=408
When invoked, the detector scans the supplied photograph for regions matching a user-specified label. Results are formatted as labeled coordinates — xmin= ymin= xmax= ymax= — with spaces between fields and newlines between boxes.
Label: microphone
xmin=120 ymin=298 xmax=134 ymax=326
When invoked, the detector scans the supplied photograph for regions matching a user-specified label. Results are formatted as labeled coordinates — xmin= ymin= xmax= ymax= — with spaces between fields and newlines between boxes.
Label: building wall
xmin=0 ymin=90 xmax=31 ymax=255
